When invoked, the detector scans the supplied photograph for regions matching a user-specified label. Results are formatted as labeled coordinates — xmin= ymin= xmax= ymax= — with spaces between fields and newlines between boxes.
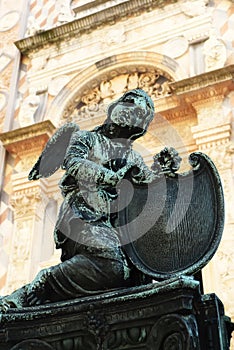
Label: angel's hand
xmin=100 ymin=162 xmax=137 ymax=186
xmin=98 ymin=169 xmax=119 ymax=186
xmin=116 ymin=162 xmax=136 ymax=180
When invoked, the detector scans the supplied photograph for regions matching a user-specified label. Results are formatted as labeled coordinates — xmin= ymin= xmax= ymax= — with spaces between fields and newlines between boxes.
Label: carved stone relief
xmin=30 ymin=54 xmax=51 ymax=72
xmin=25 ymin=16 xmax=41 ymax=37
xmin=18 ymin=92 xmax=40 ymax=127
xmin=180 ymin=0 xmax=209 ymax=17
xmin=12 ymin=221 xmax=32 ymax=263
xmin=201 ymin=141 xmax=234 ymax=225
xmin=163 ymin=36 xmax=189 ymax=58
xmin=6 ymin=176 xmax=51 ymax=292
xmin=190 ymin=94 xmax=231 ymax=140
xmin=5 ymin=217 xmax=33 ymax=293
xmin=205 ymin=142 xmax=234 ymax=173
xmin=203 ymin=34 xmax=227 ymax=72
xmin=11 ymin=189 xmax=43 ymax=219
xmin=0 ymin=233 xmax=8 ymax=288
xmin=0 ymin=11 xmax=20 ymax=32
xmin=66 ymin=70 xmax=173 ymax=125
xmin=101 ymin=24 xmax=126 ymax=48
xmin=15 ymin=154 xmax=40 ymax=174
xmin=58 ymin=0 xmax=75 ymax=24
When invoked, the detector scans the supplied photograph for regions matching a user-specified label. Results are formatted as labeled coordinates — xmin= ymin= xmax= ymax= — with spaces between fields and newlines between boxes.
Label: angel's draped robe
xmin=40 ymin=130 xmax=153 ymax=302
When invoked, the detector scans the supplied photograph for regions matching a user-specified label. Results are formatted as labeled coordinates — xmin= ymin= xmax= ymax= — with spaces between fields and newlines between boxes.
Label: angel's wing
xmin=28 ymin=123 xmax=80 ymax=181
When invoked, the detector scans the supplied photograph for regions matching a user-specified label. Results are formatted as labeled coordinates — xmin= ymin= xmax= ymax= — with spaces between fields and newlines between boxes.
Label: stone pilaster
xmin=190 ymin=91 xmax=234 ymax=321
xmin=6 ymin=175 xmax=50 ymax=292
xmin=0 ymin=121 xmax=56 ymax=293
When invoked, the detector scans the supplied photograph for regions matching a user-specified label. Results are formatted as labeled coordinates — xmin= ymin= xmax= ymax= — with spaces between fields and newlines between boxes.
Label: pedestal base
xmin=0 ymin=276 xmax=233 ymax=350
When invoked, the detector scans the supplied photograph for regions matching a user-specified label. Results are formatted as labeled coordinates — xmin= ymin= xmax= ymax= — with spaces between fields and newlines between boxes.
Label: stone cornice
xmin=0 ymin=120 xmax=55 ymax=155
xmin=72 ymin=0 xmax=111 ymax=13
xmin=170 ymin=65 xmax=234 ymax=96
xmin=152 ymin=65 xmax=234 ymax=120
xmin=15 ymin=0 xmax=177 ymax=55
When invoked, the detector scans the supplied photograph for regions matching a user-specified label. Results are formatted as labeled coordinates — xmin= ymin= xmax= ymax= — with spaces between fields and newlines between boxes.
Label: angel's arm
xmin=62 ymin=130 xmax=119 ymax=186
xmin=129 ymin=150 xmax=158 ymax=184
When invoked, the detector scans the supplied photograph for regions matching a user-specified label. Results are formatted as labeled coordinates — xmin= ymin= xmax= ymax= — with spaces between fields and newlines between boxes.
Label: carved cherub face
xmin=107 ymin=89 xmax=154 ymax=139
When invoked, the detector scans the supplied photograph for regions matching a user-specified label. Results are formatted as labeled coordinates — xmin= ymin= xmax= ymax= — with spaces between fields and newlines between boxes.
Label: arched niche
xmin=46 ymin=51 xmax=187 ymax=127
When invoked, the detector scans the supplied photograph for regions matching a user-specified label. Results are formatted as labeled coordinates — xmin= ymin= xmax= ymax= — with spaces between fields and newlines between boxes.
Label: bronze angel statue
xmin=0 ymin=89 xmax=158 ymax=310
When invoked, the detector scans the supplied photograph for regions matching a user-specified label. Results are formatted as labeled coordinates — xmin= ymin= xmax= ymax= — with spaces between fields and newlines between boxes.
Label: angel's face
xmin=109 ymin=91 xmax=153 ymax=132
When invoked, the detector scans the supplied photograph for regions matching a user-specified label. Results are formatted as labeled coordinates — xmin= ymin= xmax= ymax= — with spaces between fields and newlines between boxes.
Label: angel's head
xmin=95 ymin=89 xmax=154 ymax=141
xmin=107 ymin=89 xmax=154 ymax=140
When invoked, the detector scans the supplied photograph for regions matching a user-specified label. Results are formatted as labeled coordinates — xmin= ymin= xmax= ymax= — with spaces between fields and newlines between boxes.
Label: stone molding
xmin=46 ymin=64 xmax=234 ymax=129
xmin=191 ymin=123 xmax=231 ymax=150
xmin=170 ymin=65 xmax=234 ymax=96
xmin=0 ymin=120 xmax=56 ymax=157
xmin=24 ymin=11 xmax=211 ymax=92
xmin=11 ymin=179 xmax=48 ymax=219
xmin=44 ymin=51 xmax=184 ymax=126
xmin=174 ymin=66 xmax=234 ymax=153
xmin=67 ymin=69 xmax=173 ymax=125
xmin=166 ymin=65 xmax=234 ymax=124
xmin=0 ymin=277 xmax=232 ymax=350
xmin=15 ymin=0 xmax=177 ymax=54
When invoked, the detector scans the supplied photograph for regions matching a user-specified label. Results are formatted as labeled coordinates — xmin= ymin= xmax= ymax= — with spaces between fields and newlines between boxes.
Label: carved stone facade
xmin=0 ymin=0 xmax=234 ymax=347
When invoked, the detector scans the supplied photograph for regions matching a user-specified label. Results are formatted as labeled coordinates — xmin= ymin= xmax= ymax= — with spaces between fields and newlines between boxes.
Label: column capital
xmin=11 ymin=173 xmax=50 ymax=219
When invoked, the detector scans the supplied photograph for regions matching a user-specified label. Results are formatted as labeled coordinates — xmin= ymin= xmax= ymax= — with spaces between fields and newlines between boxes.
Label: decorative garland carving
xmin=104 ymin=326 xmax=149 ymax=349
xmin=66 ymin=70 xmax=172 ymax=124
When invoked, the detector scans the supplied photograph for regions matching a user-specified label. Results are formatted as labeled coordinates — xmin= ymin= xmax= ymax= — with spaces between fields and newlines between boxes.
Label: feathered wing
xmin=28 ymin=123 xmax=80 ymax=180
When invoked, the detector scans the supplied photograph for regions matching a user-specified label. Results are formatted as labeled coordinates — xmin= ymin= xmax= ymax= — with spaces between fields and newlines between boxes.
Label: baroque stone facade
xmin=0 ymin=0 xmax=233 ymax=347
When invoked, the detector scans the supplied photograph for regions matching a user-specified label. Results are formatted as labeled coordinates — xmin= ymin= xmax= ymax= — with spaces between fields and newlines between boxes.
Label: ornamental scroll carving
xmin=10 ymin=339 xmax=55 ymax=350
xmin=147 ymin=314 xmax=199 ymax=349
xmin=65 ymin=70 xmax=173 ymax=124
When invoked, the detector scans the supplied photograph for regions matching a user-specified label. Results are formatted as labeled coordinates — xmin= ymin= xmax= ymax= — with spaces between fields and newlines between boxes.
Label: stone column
xmin=191 ymin=91 xmax=234 ymax=320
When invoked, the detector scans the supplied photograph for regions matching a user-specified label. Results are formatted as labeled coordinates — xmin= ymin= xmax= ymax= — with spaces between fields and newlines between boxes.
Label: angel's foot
xmin=0 ymin=299 xmax=17 ymax=313
xmin=26 ymin=268 xmax=51 ymax=306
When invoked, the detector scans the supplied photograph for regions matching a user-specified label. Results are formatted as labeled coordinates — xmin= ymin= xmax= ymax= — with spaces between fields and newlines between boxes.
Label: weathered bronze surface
xmin=0 ymin=277 xmax=233 ymax=349
xmin=0 ymin=89 xmax=233 ymax=349
xmin=119 ymin=151 xmax=224 ymax=279
xmin=0 ymin=89 xmax=156 ymax=309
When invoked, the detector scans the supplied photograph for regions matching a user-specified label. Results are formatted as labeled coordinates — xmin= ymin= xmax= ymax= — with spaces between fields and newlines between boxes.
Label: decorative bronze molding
xmin=15 ymin=0 xmax=178 ymax=54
